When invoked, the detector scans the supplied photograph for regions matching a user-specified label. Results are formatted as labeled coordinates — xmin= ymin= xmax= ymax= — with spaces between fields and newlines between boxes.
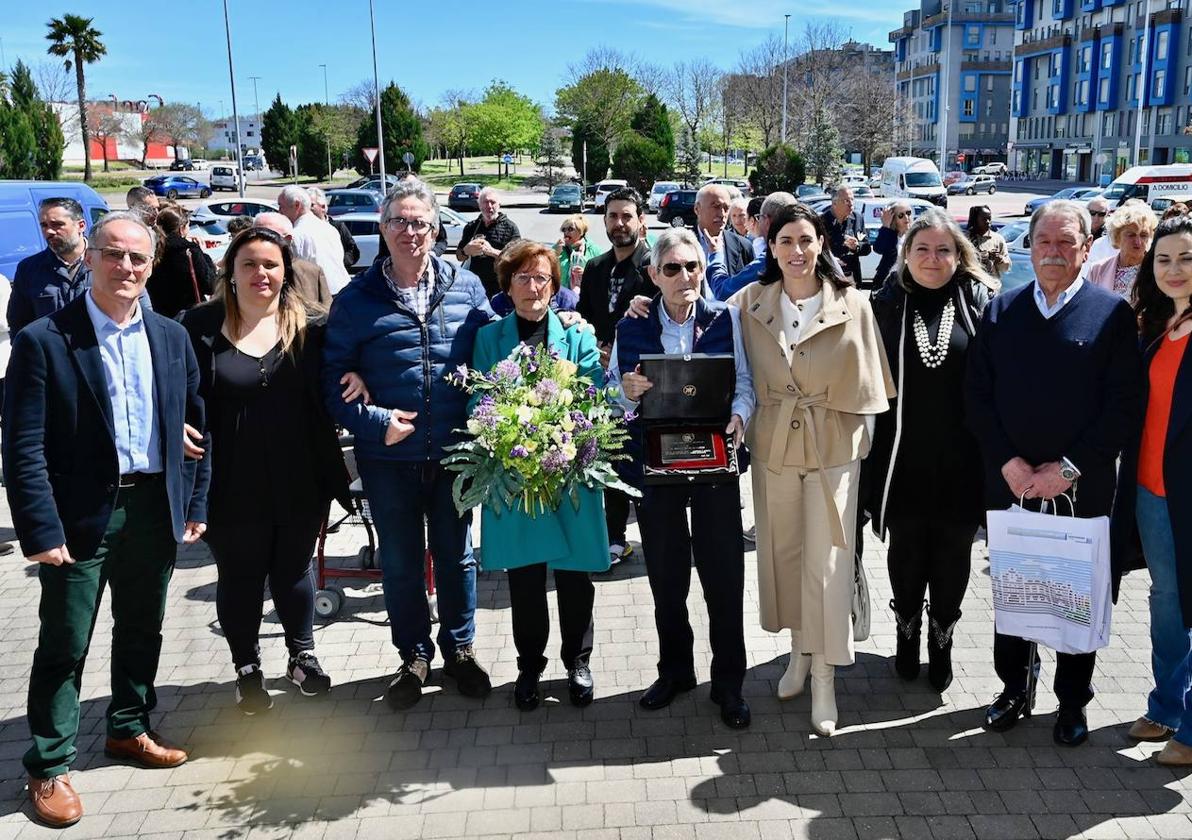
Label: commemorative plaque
xmin=637 ymin=353 xmax=739 ymax=485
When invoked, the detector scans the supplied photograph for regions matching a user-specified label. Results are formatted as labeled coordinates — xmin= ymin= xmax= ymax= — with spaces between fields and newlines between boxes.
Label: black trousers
xmin=886 ymin=516 xmax=978 ymax=623
xmin=207 ymin=512 xmax=323 ymax=669
xmin=604 ymin=486 xmax=637 ymax=547
xmin=639 ymin=481 xmax=746 ymax=693
xmin=994 ymin=632 xmax=1095 ymax=709
xmin=506 ymin=564 xmax=594 ymax=674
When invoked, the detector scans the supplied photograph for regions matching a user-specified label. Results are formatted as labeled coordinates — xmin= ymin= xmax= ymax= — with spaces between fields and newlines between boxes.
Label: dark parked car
xmin=548 ymin=183 xmax=584 ymax=213
xmin=169 ymin=159 xmax=195 ymax=171
xmin=448 ymin=182 xmax=483 ymax=211
xmin=143 ymin=175 xmax=210 ymax=199
xmin=326 ymin=189 xmax=383 ymax=217
xmin=657 ymin=190 xmax=698 ymax=227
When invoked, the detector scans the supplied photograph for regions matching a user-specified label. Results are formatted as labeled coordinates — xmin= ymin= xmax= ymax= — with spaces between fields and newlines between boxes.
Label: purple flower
xmin=586 ymin=385 xmax=598 ymax=398
xmin=510 ymin=445 xmax=530 ymax=458
xmin=578 ymin=438 xmax=598 ymax=467
xmin=534 ymin=379 xmax=560 ymax=403
xmin=519 ymin=344 xmax=533 ymax=358
xmin=560 ymin=432 xmax=571 ymax=444
xmin=494 ymin=359 xmax=520 ymax=381
xmin=542 ymin=449 xmax=570 ymax=473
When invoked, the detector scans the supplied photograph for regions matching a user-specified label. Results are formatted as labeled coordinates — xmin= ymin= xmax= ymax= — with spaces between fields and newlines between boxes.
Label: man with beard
xmin=9 ymin=199 xmax=92 ymax=335
xmin=576 ymin=187 xmax=658 ymax=568
xmin=125 ymin=187 xmax=161 ymax=228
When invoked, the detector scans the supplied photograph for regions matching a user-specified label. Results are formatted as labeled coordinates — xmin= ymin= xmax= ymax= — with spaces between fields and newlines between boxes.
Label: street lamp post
xmin=221 ymin=0 xmax=245 ymax=196
xmin=781 ymin=14 xmax=790 ymax=143
xmin=1133 ymin=0 xmax=1152 ymax=167
xmin=368 ymin=0 xmax=386 ymax=185
xmin=320 ymin=63 xmax=332 ymax=182
xmin=938 ymin=0 xmax=953 ymax=171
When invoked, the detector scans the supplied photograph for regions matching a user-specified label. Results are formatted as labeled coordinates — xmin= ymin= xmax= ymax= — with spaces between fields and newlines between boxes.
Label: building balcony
xmin=921 ymin=11 xmax=1015 ymax=27
xmin=960 ymin=59 xmax=1013 ymax=72
xmin=1015 ymin=32 xmax=1072 ymax=56
xmin=889 ymin=26 xmax=914 ymax=40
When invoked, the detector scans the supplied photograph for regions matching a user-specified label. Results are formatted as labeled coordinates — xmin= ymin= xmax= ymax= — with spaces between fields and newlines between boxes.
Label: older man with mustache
xmin=966 ymin=200 xmax=1143 ymax=747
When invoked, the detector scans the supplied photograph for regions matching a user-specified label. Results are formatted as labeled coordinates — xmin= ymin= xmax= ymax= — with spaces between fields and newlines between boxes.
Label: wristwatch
xmin=1059 ymin=457 xmax=1080 ymax=483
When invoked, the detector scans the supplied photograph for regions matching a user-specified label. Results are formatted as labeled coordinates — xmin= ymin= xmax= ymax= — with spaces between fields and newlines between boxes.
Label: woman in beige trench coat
xmin=731 ymin=203 xmax=895 ymax=736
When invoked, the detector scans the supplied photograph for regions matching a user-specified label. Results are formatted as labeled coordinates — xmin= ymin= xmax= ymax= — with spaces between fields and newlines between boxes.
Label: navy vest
xmin=614 ymin=297 xmax=737 ymax=488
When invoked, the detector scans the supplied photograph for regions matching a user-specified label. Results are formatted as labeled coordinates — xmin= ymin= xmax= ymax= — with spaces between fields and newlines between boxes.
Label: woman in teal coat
xmin=472 ymin=240 xmax=610 ymax=711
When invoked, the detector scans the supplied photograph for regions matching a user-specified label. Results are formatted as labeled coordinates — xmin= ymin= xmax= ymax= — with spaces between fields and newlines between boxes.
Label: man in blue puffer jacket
xmin=322 ymin=179 xmax=497 ymax=710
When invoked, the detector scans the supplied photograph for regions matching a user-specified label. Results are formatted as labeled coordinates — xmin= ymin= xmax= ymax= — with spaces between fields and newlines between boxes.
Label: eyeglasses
xmin=1089 ymin=211 xmax=1107 ymax=217
xmin=512 ymin=273 xmax=552 ymax=287
xmin=88 ymin=246 xmax=153 ymax=269
xmin=382 ymin=215 xmax=432 ymax=234
xmin=560 ymin=226 xmax=578 ymax=233
xmin=895 ymin=212 xmax=912 ymax=219
xmin=660 ymin=260 xmax=700 ymax=277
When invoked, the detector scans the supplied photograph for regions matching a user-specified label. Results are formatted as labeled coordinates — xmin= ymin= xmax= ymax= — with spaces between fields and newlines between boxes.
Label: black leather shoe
xmin=514 ymin=671 xmax=541 ymax=711
xmin=639 ymin=676 xmax=697 ymax=710
xmin=568 ymin=664 xmax=594 ymax=707
xmin=983 ymin=690 xmax=1032 ymax=732
xmin=709 ymin=687 xmax=751 ymax=729
xmin=1053 ymin=705 xmax=1089 ymax=747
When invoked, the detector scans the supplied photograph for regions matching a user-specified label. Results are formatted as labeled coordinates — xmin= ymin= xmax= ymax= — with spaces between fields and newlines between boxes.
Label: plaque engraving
xmin=659 ymin=431 xmax=716 ymax=464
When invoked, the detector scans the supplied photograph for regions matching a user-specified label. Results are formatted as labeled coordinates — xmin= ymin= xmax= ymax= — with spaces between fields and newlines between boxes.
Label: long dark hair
xmin=1132 ymin=215 xmax=1192 ymax=344
xmin=759 ymin=203 xmax=851 ymax=290
xmin=219 ymin=228 xmax=313 ymax=354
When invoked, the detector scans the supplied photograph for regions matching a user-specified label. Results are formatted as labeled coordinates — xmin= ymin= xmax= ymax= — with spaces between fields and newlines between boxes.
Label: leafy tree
xmin=676 ymin=125 xmax=702 ymax=187
xmin=261 ymin=94 xmax=300 ymax=176
xmin=612 ymin=133 xmax=671 ymax=196
xmin=630 ymin=94 xmax=675 ymax=161
xmin=9 ymin=60 xmax=40 ymax=110
xmin=294 ymin=103 xmax=356 ymax=179
xmin=149 ymin=103 xmax=208 ymax=162
xmin=555 ymin=62 xmax=642 ymax=154
xmin=570 ymin=118 xmax=609 ymax=183
xmin=354 ymin=82 xmax=429 ymax=174
xmin=0 ymin=104 xmax=39 ymax=179
xmin=45 ymin=14 xmax=107 ymax=182
xmin=8 ymin=59 xmax=63 ymax=179
xmin=533 ymin=128 xmax=569 ymax=190
xmin=747 ymin=143 xmax=807 ymax=195
xmin=800 ymin=106 xmax=844 ymax=186
xmin=467 ymin=81 xmax=542 ymax=157
xmin=85 ymin=103 xmax=123 ymax=172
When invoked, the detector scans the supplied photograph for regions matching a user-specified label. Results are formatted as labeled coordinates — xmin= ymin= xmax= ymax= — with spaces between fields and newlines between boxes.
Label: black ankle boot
xmin=891 ymin=599 xmax=925 ymax=681
xmin=926 ymin=604 xmax=960 ymax=693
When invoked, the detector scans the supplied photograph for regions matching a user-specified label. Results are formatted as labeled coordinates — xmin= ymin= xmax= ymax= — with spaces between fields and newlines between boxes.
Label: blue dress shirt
xmin=607 ymin=302 xmax=755 ymax=427
xmin=1033 ymin=276 xmax=1084 ymax=319
xmin=84 ymin=291 xmax=162 ymax=474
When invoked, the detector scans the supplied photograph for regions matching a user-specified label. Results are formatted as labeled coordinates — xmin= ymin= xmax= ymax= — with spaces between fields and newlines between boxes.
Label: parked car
xmin=851 ymin=185 xmax=875 ymax=198
xmin=796 ymin=184 xmax=831 ymax=202
xmin=345 ymin=174 xmax=401 ymax=193
xmin=210 ymin=164 xmax=241 ymax=191
xmin=448 ymin=182 xmax=483 ymax=211
xmin=648 ymin=181 xmax=681 ymax=213
xmin=548 ymin=183 xmax=584 ymax=213
xmin=0 ymin=180 xmax=108 ymax=281
xmin=881 ymin=157 xmax=948 ymax=206
xmin=1023 ymin=186 xmax=1101 ymax=215
xmin=592 ymin=179 xmax=629 ymax=211
xmin=946 ymin=174 xmax=998 ymax=195
xmin=657 ymin=190 xmax=698 ymax=227
xmin=190 ymin=199 xmax=278 ymax=223
xmin=187 ymin=217 xmax=231 ymax=264
xmin=868 ymin=177 xmax=883 ymax=195
xmin=972 ymin=162 xmax=1008 ymax=176
xmin=706 ymin=177 xmax=750 ymax=197
xmin=169 ymin=159 xmax=195 ymax=171
xmin=338 ymin=208 xmax=467 ymax=271
xmin=189 ymin=158 xmax=208 ymax=171
xmin=143 ymin=175 xmax=210 ymax=200
xmin=326 ymin=189 xmax=383 ymax=217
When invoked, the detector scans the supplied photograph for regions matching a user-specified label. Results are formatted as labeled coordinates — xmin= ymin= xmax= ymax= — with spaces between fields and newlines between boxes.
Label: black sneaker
xmin=442 ymin=646 xmax=492 ymax=698
xmin=235 ymin=665 xmax=273 ymax=715
xmin=287 ymin=651 xmax=332 ymax=696
xmin=386 ymin=658 xmax=429 ymax=710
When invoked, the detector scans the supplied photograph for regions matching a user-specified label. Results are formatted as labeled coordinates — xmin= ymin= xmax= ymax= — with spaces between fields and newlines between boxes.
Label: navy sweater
xmin=965 ymin=281 xmax=1143 ymax=517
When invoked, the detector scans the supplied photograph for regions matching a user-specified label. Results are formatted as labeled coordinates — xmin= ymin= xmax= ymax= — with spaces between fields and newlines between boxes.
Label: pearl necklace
xmin=912 ymin=299 xmax=955 ymax=369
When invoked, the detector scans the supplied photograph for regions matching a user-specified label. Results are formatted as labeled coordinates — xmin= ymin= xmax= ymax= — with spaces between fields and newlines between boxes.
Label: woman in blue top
xmin=470 ymin=240 xmax=610 ymax=711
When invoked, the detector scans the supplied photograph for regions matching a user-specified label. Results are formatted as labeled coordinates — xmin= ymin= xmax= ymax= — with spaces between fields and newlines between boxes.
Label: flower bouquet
xmin=443 ymin=343 xmax=640 ymax=518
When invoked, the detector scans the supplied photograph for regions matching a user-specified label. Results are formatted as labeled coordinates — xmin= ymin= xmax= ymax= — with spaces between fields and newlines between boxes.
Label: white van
xmin=210 ymin=164 xmax=241 ymax=192
xmin=880 ymin=157 xmax=947 ymax=207
xmin=1101 ymin=164 xmax=1192 ymax=209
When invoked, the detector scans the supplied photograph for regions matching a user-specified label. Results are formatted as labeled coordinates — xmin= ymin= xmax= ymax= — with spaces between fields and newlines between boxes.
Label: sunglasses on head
xmin=661 ymin=260 xmax=700 ymax=277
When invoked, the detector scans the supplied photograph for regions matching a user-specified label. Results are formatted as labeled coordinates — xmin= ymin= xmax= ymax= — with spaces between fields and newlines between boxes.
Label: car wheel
xmin=200 ymin=188 xmax=211 ymax=198
xmin=670 ymin=216 xmax=686 ymax=228
xmin=989 ymin=186 xmax=996 ymax=194
xmin=166 ymin=189 xmax=178 ymax=199
xmin=966 ymin=187 xmax=974 ymax=196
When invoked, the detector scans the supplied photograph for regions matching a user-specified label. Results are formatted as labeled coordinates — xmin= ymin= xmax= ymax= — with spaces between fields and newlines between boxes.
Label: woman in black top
xmin=149 ymin=205 xmax=215 ymax=318
xmin=863 ymin=209 xmax=998 ymax=692
xmin=180 ymin=228 xmax=350 ymax=715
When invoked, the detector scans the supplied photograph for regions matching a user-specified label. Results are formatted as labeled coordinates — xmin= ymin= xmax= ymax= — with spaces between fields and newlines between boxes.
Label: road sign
xmin=402 ymin=151 xmax=415 ymax=166
xmin=362 ymin=147 xmax=379 ymax=164
xmin=502 ymin=153 xmax=514 ymax=164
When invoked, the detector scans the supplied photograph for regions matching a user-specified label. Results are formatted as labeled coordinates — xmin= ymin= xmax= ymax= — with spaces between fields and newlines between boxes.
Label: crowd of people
xmin=3 ymin=174 xmax=1192 ymax=830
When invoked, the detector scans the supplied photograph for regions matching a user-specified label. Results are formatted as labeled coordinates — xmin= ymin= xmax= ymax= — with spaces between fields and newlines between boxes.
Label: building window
xmin=987 ymin=75 xmax=994 ymax=91
xmin=1154 ymin=69 xmax=1167 ymax=98
xmin=1099 ymin=76 xmax=1110 ymax=102
xmin=1185 ymin=65 xmax=1192 ymax=95
xmin=1157 ymin=110 xmax=1171 ymax=135
xmin=965 ymin=100 xmax=975 ymax=116
xmin=1050 ymin=52 xmax=1061 ymax=76
xmin=965 ymin=75 xmax=977 ymax=91
xmin=1157 ymin=30 xmax=1170 ymax=61
xmin=1101 ymin=41 xmax=1113 ymax=69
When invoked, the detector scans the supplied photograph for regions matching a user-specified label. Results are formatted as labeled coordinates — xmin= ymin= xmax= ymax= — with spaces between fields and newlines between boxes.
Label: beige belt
xmin=763 ymin=386 xmax=848 ymax=548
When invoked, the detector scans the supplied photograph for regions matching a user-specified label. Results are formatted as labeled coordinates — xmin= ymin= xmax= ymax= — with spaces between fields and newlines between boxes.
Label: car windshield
xmin=905 ymin=172 xmax=942 ymax=187
xmin=999 ymin=221 xmax=1028 ymax=243
xmin=653 ymin=184 xmax=679 ymax=194
xmin=553 ymin=186 xmax=580 ymax=196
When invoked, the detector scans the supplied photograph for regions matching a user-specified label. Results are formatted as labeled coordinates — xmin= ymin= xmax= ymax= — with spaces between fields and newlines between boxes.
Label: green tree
xmin=800 ymin=106 xmax=843 ymax=186
xmin=676 ymin=125 xmax=702 ymax=187
xmin=0 ymin=104 xmax=39 ymax=179
xmin=354 ymin=82 xmax=429 ymax=174
xmin=427 ymin=92 xmax=473 ymax=175
xmin=611 ymin=133 xmax=671 ymax=195
xmin=8 ymin=59 xmax=63 ymax=179
xmin=293 ymin=103 xmax=356 ymax=179
xmin=45 ymin=14 xmax=107 ymax=182
xmin=533 ymin=128 xmax=568 ymax=190
xmin=261 ymin=94 xmax=300 ymax=176
xmin=630 ymin=94 xmax=675 ymax=161
xmin=570 ymin=118 xmax=609 ymax=183
xmin=148 ymin=103 xmax=208 ymax=162
xmin=467 ymin=81 xmax=542 ymax=157
xmin=555 ymin=66 xmax=642 ymax=154
xmin=747 ymin=143 xmax=807 ymax=195
xmin=9 ymin=60 xmax=39 ymax=110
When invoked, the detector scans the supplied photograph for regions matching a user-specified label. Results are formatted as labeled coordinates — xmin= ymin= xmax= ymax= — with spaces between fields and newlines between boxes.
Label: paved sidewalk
xmin=0 ymin=478 xmax=1188 ymax=840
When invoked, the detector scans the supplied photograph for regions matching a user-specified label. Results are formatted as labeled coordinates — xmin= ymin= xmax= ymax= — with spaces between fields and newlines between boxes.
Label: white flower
xmin=466 ymin=419 xmax=483 ymax=435
xmin=516 ymin=405 xmax=534 ymax=423
xmin=561 ymin=442 xmax=577 ymax=461
xmin=560 ymin=389 xmax=574 ymax=406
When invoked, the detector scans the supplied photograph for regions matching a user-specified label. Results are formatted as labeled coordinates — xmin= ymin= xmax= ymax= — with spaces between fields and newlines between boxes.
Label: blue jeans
xmin=1137 ymin=485 xmax=1192 ymax=744
xmin=357 ymin=459 xmax=477 ymax=664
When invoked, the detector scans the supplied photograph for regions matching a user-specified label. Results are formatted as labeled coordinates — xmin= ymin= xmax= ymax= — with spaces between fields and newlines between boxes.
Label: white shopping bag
xmin=986 ymin=495 xmax=1112 ymax=655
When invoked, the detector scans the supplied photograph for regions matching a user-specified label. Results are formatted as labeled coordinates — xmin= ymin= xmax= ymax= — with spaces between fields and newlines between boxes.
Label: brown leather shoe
xmin=28 ymin=774 xmax=82 ymax=828
xmin=1156 ymin=739 xmax=1192 ymax=766
xmin=1129 ymin=716 xmax=1175 ymax=742
xmin=104 ymin=731 xmax=188 ymax=769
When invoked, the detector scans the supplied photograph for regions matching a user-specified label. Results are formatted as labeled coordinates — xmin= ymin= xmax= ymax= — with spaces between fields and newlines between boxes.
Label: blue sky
xmin=3 ymin=0 xmax=909 ymax=116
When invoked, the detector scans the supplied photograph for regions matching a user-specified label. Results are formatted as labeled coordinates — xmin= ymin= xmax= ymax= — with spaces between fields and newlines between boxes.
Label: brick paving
xmin=0 ymin=478 xmax=1189 ymax=840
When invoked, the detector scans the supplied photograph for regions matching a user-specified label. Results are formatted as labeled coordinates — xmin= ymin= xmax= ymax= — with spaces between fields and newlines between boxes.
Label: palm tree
xmin=46 ymin=14 xmax=107 ymax=182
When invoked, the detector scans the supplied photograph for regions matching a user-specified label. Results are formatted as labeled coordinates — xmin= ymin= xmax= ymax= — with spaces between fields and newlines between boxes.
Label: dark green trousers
xmin=24 ymin=478 xmax=177 ymax=778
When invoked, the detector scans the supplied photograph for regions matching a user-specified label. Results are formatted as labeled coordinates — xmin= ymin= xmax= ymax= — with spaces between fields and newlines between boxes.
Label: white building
xmin=209 ymin=115 xmax=263 ymax=157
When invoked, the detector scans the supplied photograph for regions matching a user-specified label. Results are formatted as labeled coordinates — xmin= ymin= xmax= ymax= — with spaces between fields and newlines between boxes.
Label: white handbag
xmin=853 ymin=557 xmax=871 ymax=642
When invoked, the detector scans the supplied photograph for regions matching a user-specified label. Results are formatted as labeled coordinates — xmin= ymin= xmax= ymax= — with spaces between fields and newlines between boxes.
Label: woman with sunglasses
xmin=180 ymin=228 xmax=351 ymax=715
xmin=864 ymin=208 xmax=997 ymax=693
xmin=730 ymin=203 xmax=894 ymax=736
xmin=555 ymin=215 xmax=603 ymax=292
xmin=1113 ymin=216 xmax=1192 ymax=764
xmin=470 ymin=240 xmax=609 ymax=712
xmin=873 ymin=201 xmax=914 ymax=288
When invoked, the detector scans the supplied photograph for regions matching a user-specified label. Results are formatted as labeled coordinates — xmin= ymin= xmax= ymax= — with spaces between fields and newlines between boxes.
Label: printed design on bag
xmin=989 ymin=548 xmax=1094 ymax=627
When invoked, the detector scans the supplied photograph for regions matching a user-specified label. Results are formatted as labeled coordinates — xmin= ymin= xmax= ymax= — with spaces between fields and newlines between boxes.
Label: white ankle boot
xmin=810 ymin=655 xmax=837 ymax=736
xmin=778 ymin=635 xmax=811 ymax=700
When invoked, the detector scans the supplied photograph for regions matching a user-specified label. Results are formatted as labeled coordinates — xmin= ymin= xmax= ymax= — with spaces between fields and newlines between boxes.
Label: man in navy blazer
xmin=692 ymin=183 xmax=755 ymax=276
xmin=3 ymin=212 xmax=209 ymax=829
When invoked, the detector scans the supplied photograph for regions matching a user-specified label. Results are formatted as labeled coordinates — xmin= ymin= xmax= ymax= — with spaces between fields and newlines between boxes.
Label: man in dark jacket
xmin=9 ymin=198 xmax=90 ymax=336
xmin=820 ymin=186 xmax=872 ymax=287
xmin=966 ymin=200 xmax=1143 ymax=748
xmin=457 ymin=187 xmax=520 ymax=298
xmin=692 ymin=183 xmax=754 ymax=275
xmin=322 ymin=179 xmax=497 ymax=711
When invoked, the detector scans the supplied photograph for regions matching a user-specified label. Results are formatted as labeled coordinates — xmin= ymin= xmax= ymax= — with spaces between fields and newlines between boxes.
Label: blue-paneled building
xmin=889 ymin=0 xmax=1016 ymax=169
xmin=1010 ymin=0 xmax=1191 ymax=182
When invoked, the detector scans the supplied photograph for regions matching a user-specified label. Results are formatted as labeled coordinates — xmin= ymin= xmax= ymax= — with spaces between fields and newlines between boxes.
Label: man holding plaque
xmin=607 ymin=227 xmax=755 ymax=729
